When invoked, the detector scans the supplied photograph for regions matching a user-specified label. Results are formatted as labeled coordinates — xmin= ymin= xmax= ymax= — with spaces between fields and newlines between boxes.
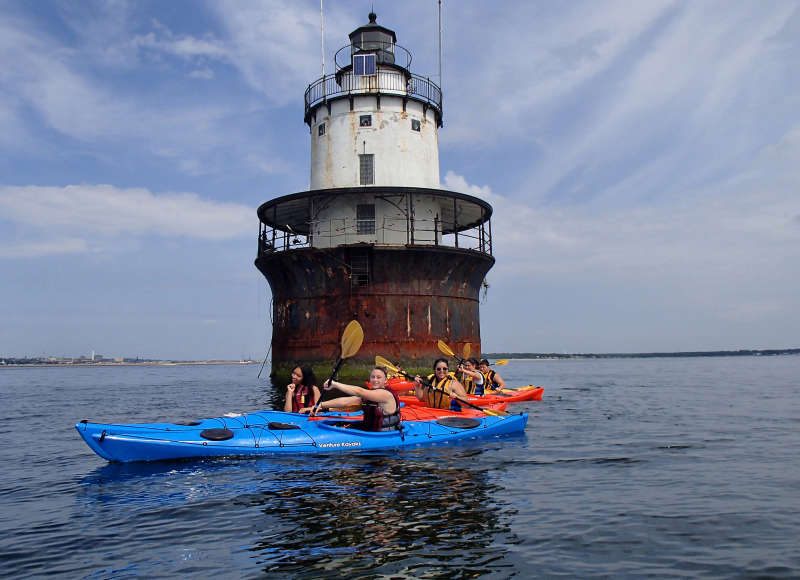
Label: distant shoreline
xmin=0 ymin=360 xmax=258 ymax=368
xmin=484 ymin=348 xmax=800 ymax=360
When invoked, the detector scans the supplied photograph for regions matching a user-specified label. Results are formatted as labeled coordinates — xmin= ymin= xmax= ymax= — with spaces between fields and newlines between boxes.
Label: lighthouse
xmin=255 ymin=12 xmax=494 ymax=377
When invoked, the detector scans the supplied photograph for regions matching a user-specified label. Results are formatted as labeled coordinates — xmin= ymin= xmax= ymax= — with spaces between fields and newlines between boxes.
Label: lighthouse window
xmin=318 ymin=122 xmax=325 ymax=136
xmin=356 ymin=204 xmax=376 ymax=235
xmin=360 ymin=115 xmax=372 ymax=127
xmin=411 ymin=119 xmax=421 ymax=132
xmin=353 ymin=53 xmax=376 ymax=76
xmin=359 ymin=154 xmax=374 ymax=185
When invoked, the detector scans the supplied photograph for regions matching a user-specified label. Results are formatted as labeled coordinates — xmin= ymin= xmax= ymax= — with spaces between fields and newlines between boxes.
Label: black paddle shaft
xmin=312 ymin=357 xmax=345 ymax=413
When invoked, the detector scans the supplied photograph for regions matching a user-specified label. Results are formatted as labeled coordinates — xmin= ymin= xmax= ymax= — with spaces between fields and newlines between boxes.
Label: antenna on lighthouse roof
xmin=320 ymin=0 xmax=325 ymax=78
xmin=438 ymin=0 xmax=443 ymax=89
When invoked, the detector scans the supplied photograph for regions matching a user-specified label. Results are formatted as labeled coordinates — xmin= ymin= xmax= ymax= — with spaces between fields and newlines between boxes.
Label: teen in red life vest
xmin=284 ymin=365 xmax=321 ymax=413
xmin=302 ymin=366 xmax=401 ymax=432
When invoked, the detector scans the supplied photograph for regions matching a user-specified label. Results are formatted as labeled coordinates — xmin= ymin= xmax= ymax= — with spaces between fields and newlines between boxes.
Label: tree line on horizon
xmin=485 ymin=348 xmax=800 ymax=360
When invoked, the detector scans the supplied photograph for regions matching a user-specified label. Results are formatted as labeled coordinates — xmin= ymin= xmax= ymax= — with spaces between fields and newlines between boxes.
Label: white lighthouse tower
xmin=256 ymin=12 xmax=494 ymax=376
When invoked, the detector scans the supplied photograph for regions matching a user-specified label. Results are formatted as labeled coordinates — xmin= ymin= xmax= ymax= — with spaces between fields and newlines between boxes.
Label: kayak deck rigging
xmin=76 ymin=409 xmax=527 ymax=463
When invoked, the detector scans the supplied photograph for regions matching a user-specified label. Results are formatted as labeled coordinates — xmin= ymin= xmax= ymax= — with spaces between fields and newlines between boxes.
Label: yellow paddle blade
xmin=463 ymin=343 xmax=471 ymax=360
xmin=340 ymin=320 xmax=364 ymax=359
xmin=494 ymin=359 xmax=509 ymax=366
xmin=375 ymin=355 xmax=400 ymax=374
xmin=436 ymin=340 xmax=455 ymax=358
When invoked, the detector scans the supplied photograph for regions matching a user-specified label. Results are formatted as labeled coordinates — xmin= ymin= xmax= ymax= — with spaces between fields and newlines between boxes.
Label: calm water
xmin=0 ymin=356 xmax=798 ymax=578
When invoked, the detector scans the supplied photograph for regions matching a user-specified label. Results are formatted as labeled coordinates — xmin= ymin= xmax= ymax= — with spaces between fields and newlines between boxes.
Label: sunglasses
xmin=435 ymin=366 xmax=448 ymax=371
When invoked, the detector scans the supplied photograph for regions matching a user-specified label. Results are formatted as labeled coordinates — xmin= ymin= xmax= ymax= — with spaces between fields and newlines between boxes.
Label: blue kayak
xmin=75 ymin=410 xmax=528 ymax=462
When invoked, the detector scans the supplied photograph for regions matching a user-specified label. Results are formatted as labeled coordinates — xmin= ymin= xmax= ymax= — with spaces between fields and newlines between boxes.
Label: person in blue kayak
xmin=458 ymin=357 xmax=486 ymax=396
xmin=479 ymin=359 xmax=506 ymax=391
xmin=284 ymin=365 xmax=321 ymax=413
xmin=413 ymin=358 xmax=470 ymax=411
xmin=301 ymin=366 xmax=401 ymax=432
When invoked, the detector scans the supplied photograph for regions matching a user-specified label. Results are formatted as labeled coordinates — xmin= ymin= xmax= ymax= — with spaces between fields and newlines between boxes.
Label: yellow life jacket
xmin=461 ymin=371 xmax=487 ymax=395
xmin=462 ymin=373 xmax=476 ymax=394
xmin=424 ymin=373 xmax=456 ymax=409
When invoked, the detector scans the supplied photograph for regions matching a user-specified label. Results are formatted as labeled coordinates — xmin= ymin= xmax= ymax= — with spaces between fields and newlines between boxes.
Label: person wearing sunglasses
xmin=413 ymin=358 xmax=470 ymax=411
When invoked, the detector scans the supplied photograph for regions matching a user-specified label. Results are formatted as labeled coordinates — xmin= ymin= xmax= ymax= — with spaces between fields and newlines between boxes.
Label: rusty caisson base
xmin=255 ymin=245 xmax=494 ymax=381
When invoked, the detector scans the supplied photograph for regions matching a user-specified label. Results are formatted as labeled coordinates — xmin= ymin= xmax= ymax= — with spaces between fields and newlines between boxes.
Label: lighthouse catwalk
xmin=255 ymin=12 xmax=495 ymax=377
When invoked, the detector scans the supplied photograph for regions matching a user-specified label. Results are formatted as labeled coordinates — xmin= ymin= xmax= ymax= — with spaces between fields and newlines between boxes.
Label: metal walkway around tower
xmin=257 ymin=187 xmax=493 ymax=257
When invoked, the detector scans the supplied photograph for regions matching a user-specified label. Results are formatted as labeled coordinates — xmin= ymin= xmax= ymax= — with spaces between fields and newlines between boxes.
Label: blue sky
xmin=1 ymin=0 xmax=799 ymax=360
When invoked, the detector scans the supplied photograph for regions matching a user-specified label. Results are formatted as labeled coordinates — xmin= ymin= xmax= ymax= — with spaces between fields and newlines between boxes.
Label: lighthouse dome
xmin=348 ymin=12 xmax=396 ymax=66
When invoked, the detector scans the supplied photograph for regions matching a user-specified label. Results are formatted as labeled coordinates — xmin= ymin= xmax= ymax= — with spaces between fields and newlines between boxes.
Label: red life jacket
xmin=291 ymin=385 xmax=314 ymax=413
xmin=362 ymin=389 xmax=401 ymax=431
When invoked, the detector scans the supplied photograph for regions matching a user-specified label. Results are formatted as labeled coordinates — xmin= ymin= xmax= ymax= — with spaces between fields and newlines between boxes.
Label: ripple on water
xmin=2 ymin=358 xmax=800 ymax=577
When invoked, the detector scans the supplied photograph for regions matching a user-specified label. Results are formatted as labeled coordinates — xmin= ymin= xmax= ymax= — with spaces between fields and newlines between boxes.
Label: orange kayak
xmin=310 ymin=401 xmax=508 ymax=422
xmin=400 ymin=401 xmax=508 ymax=420
xmin=483 ymin=385 xmax=544 ymax=403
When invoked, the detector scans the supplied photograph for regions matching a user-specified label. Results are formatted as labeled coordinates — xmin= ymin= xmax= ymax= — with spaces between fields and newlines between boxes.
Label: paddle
xmin=460 ymin=343 xmax=472 ymax=383
xmin=438 ymin=341 xmax=508 ymax=366
xmin=312 ymin=320 xmax=364 ymax=414
xmin=437 ymin=339 xmax=465 ymax=366
xmin=439 ymin=338 xmax=475 ymax=386
xmin=375 ymin=356 xmax=507 ymax=416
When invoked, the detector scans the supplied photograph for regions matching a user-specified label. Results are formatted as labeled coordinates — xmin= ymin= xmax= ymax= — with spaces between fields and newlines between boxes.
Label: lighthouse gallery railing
xmin=305 ymin=71 xmax=442 ymax=122
xmin=258 ymin=216 xmax=492 ymax=257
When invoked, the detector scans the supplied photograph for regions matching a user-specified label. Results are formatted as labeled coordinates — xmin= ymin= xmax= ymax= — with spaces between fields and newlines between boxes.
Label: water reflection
xmin=75 ymin=446 xmax=521 ymax=577
xmin=73 ymin=374 xmax=526 ymax=578
xmin=245 ymin=449 xmax=517 ymax=578
xmin=264 ymin=376 xmax=287 ymax=411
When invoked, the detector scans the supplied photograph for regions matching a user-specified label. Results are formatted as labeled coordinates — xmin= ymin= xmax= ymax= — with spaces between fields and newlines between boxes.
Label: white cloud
xmin=0 ymin=185 xmax=254 ymax=258
xmin=447 ymin=167 xmax=800 ymax=279
xmin=133 ymin=30 xmax=229 ymax=61
xmin=442 ymin=1 xmax=671 ymax=145
xmin=443 ymin=162 xmax=800 ymax=347
xmin=441 ymin=1 xmax=800 ymax=210
xmin=189 ymin=68 xmax=216 ymax=80
xmin=212 ymin=0 xmax=357 ymax=104
xmin=0 ymin=238 xmax=90 ymax=259
xmin=0 ymin=22 xmax=119 ymax=141
xmin=0 ymin=11 xmax=266 ymax=172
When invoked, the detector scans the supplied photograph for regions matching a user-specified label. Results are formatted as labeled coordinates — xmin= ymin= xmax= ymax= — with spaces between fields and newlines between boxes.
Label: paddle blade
xmin=495 ymin=359 xmax=509 ymax=366
xmin=437 ymin=340 xmax=455 ymax=358
xmin=340 ymin=320 xmax=364 ymax=359
xmin=463 ymin=343 xmax=471 ymax=360
xmin=375 ymin=355 xmax=399 ymax=374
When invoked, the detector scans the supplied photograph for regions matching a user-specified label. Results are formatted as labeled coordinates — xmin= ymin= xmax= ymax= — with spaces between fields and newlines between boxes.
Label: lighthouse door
xmin=349 ymin=249 xmax=370 ymax=287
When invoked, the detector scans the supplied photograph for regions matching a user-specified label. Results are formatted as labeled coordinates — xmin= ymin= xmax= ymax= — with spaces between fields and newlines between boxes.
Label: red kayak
xmin=398 ymin=385 xmax=544 ymax=407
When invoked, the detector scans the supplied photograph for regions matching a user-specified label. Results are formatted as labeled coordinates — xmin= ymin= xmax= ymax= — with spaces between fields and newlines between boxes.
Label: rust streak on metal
xmin=427 ymin=302 xmax=431 ymax=335
xmin=256 ymin=245 xmax=493 ymax=373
